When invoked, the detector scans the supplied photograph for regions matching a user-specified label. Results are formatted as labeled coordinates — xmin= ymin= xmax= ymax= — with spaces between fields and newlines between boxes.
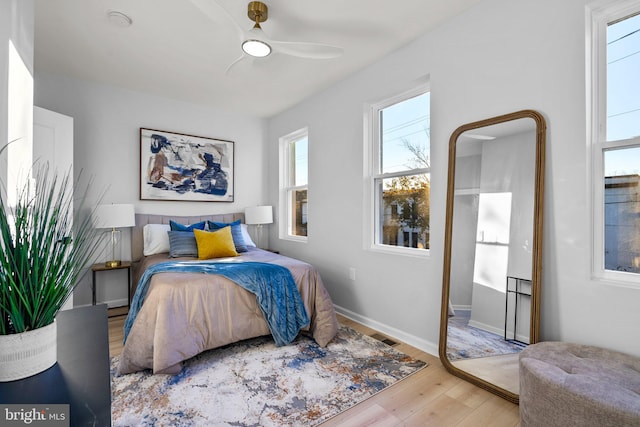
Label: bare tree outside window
xmin=374 ymin=90 xmax=430 ymax=251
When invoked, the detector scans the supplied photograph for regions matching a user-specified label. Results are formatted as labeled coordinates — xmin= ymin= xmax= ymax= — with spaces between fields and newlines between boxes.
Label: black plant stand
xmin=0 ymin=304 xmax=112 ymax=426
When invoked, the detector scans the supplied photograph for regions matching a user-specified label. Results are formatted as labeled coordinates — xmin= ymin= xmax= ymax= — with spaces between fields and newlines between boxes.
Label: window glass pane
xmin=379 ymin=173 xmax=430 ymax=249
xmin=290 ymin=188 xmax=308 ymax=237
xmin=607 ymin=13 xmax=640 ymax=141
xmin=604 ymin=146 xmax=640 ymax=273
xmin=380 ymin=92 xmax=430 ymax=174
xmin=291 ymin=137 xmax=308 ymax=187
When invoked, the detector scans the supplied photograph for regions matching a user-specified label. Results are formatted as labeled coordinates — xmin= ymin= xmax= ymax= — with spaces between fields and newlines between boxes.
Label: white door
xmin=33 ymin=106 xmax=74 ymax=310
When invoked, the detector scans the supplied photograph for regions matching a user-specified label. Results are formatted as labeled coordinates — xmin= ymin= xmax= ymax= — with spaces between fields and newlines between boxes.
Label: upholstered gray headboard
xmin=131 ymin=212 xmax=245 ymax=263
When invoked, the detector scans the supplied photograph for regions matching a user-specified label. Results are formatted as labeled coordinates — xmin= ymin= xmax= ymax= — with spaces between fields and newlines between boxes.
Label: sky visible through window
xmin=381 ymin=92 xmax=430 ymax=174
xmin=293 ymin=137 xmax=308 ymax=186
xmin=606 ymin=12 xmax=640 ymax=177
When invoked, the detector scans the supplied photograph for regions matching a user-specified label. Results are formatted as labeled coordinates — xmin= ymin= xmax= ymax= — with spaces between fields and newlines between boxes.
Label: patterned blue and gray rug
xmin=111 ymin=326 xmax=427 ymax=426
xmin=447 ymin=310 xmax=525 ymax=361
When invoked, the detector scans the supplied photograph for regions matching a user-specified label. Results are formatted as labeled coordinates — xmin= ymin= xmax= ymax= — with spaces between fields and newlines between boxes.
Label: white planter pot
xmin=0 ymin=321 xmax=57 ymax=382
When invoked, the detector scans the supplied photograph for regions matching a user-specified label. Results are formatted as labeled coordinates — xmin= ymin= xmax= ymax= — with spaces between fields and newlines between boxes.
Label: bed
xmin=116 ymin=213 xmax=339 ymax=375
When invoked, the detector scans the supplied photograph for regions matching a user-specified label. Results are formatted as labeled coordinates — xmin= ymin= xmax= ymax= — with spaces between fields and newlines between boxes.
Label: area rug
xmin=447 ymin=310 xmax=525 ymax=361
xmin=110 ymin=326 xmax=427 ymax=426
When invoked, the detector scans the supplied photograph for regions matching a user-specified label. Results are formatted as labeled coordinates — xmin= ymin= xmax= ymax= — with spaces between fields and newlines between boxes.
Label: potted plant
xmin=0 ymin=164 xmax=102 ymax=381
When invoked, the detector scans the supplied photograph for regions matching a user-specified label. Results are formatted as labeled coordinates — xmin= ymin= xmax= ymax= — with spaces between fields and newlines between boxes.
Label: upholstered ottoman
xmin=519 ymin=342 xmax=640 ymax=427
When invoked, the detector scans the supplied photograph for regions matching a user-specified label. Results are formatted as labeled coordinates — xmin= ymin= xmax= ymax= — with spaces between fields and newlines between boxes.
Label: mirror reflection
xmin=440 ymin=110 xmax=545 ymax=403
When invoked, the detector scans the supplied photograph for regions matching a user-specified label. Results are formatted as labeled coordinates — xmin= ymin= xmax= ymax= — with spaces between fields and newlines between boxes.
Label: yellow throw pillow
xmin=194 ymin=227 xmax=239 ymax=259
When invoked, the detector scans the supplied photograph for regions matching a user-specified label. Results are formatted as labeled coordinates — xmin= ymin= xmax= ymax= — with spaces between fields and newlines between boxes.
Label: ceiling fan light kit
xmin=242 ymin=1 xmax=271 ymax=57
xmin=242 ymin=39 xmax=271 ymax=57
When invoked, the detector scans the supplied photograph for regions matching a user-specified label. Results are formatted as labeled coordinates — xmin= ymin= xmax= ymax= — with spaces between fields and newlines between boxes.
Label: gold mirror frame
xmin=439 ymin=109 xmax=546 ymax=403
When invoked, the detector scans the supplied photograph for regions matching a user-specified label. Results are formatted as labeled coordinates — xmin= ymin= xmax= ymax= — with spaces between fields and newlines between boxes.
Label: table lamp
xmin=92 ymin=204 xmax=135 ymax=267
xmin=244 ymin=205 xmax=273 ymax=249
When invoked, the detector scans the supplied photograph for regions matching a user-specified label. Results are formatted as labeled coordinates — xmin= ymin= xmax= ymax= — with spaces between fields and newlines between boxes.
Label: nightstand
xmin=91 ymin=261 xmax=131 ymax=310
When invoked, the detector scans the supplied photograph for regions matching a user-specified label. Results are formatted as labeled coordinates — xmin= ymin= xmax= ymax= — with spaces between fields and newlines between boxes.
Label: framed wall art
xmin=140 ymin=128 xmax=234 ymax=202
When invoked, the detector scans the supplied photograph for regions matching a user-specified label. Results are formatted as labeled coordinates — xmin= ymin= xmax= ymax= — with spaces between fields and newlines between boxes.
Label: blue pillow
xmin=169 ymin=220 xmax=206 ymax=232
xmin=207 ymin=220 xmax=248 ymax=253
xmin=168 ymin=231 xmax=198 ymax=258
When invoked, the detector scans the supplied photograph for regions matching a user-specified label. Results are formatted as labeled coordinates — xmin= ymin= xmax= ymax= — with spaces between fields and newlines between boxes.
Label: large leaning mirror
xmin=439 ymin=110 xmax=545 ymax=403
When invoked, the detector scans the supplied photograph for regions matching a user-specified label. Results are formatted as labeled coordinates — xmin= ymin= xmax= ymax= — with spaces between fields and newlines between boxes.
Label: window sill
xmin=591 ymin=272 xmax=640 ymax=290
xmin=280 ymin=235 xmax=308 ymax=244
xmin=368 ymin=244 xmax=429 ymax=258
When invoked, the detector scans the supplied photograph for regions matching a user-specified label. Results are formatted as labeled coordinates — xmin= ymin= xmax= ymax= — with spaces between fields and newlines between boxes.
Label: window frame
xmin=588 ymin=0 xmax=640 ymax=287
xmin=279 ymin=127 xmax=309 ymax=243
xmin=364 ymin=83 xmax=431 ymax=257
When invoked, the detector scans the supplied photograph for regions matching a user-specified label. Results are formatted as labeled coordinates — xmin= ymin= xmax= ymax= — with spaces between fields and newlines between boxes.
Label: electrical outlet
xmin=349 ymin=267 xmax=356 ymax=281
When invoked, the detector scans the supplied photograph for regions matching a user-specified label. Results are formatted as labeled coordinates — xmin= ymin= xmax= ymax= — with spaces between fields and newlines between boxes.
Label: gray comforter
xmin=116 ymin=248 xmax=338 ymax=375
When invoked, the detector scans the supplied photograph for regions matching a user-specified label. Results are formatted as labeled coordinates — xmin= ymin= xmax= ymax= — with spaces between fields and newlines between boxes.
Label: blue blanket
xmin=123 ymin=261 xmax=310 ymax=346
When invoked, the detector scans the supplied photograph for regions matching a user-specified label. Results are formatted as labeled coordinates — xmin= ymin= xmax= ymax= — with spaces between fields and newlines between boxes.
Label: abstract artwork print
xmin=140 ymin=128 xmax=234 ymax=202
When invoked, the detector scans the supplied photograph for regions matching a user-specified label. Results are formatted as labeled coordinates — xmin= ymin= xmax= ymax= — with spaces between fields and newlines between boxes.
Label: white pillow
xmin=143 ymin=224 xmax=171 ymax=256
xmin=240 ymin=223 xmax=256 ymax=247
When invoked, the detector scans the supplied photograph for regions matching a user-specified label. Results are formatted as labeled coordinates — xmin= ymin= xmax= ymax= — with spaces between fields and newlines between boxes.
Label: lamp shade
xmin=244 ymin=205 xmax=273 ymax=225
xmin=92 ymin=204 xmax=135 ymax=229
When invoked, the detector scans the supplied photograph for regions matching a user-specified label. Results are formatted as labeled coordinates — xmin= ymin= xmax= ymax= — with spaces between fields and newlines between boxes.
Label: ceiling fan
xmin=191 ymin=0 xmax=344 ymax=74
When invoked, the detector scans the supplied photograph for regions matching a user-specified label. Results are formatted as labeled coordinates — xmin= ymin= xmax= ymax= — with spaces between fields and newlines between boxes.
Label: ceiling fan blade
xmin=224 ymin=54 xmax=252 ymax=75
xmin=269 ymin=40 xmax=343 ymax=59
xmin=189 ymin=0 xmax=245 ymax=40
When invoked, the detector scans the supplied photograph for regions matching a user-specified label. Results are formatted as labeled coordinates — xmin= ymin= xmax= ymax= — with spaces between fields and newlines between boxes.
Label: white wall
xmin=35 ymin=72 xmax=267 ymax=306
xmin=268 ymin=0 xmax=640 ymax=357
xmin=450 ymin=154 xmax=481 ymax=309
xmin=450 ymin=195 xmax=477 ymax=308
xmin=1 ymin=0 xmax=34 ymax=190
xmin=469 ymin=131 xmax=535 ymax=335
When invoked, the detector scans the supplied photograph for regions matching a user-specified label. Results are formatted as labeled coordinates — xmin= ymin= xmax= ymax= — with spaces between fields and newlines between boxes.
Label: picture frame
xmin=140 ymin=128 xmax=234 ymax=202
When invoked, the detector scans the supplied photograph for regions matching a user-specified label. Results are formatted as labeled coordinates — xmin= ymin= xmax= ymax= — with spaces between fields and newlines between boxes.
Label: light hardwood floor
xmin=108 ymin=309 xmax=521 ymax=426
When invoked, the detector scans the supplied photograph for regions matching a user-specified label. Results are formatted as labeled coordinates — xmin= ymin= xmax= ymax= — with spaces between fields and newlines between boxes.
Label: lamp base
xmin=105 ymin=260 xmax=122 ymax=268
xmin=256 ymin=224 xmax=264 ymax=250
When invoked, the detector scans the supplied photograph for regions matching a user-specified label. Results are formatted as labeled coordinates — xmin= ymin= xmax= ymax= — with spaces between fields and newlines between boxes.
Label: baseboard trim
xmin=468 ymin=319 xmax=504 ymax=336
xmin=74 ymin=299 xmax=128 ymax=310
xmin=468 ymin=319 xmax=530 ymax=344
xmin=334 ymin=304 xmax=439 ymax=357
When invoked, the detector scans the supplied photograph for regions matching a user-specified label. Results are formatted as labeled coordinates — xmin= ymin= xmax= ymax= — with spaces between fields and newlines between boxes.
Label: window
xmin=367 ymin=85 xmax=430 ymax=254
xmin=279 ymin=128 xmax=308 ymax=241
xmin=590 ymin=1 xmax=640 ymax=285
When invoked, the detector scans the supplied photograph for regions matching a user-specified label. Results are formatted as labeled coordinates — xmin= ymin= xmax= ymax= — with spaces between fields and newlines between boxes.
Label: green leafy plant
xmin=0 ymin=165 xmax=102 ymax=335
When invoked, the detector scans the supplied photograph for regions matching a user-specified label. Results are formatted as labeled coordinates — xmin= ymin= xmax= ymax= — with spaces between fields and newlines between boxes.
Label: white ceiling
xmin=34 ymin=0 xmax=482 ymax=118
